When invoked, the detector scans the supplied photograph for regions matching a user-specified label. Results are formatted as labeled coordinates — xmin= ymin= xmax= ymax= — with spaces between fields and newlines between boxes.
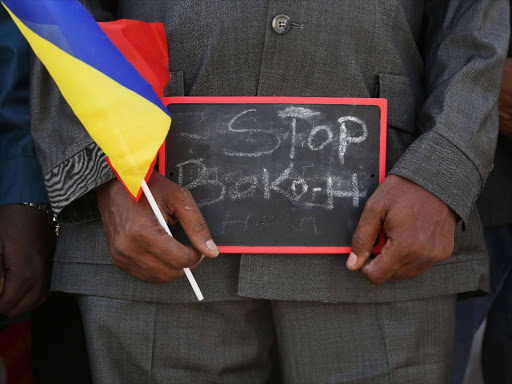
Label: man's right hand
xmin=96 ymin=173 xmax=219 ymax=283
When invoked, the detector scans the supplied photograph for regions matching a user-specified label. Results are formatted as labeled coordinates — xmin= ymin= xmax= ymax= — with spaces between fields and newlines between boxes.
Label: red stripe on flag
xmin=99 ymin=20 xmax=169 ymax=101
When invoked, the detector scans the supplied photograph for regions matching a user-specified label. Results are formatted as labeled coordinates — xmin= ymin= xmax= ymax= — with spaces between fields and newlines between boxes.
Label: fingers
xmin=6 ymin=287 xmax=47 ymax=318
xmin=348 ymin=199 xmax=384 ymax=271
xmin=148 ymin=229 xmax=204 ymax=269
xmin=113 ymin=225 xmax=202 ymax=272
xmin=0 ymin=266 xmax=48 ymax=317
xmin=112 ymin=246 xmax=185 ymax=283
xmin=0 ymin=270 xmax=32 ymax=317
xmin=360 ymin=239 xmax=406 ymax=284
xmin=360 ymin=237 xmax=446 ymax=284
xmin=390 ymin=244 xmax=448 ymax=281
xmin=112 ymin=246 xmax=206 ymax=284
xmin=389 ymin=261 xmax=431 ymax=282
xmin=170 ymin=187 xmax=219 ymax=259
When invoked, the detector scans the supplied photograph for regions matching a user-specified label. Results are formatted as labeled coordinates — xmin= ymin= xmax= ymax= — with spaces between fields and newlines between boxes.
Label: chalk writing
xmin=177 ymin=158 xmax=366 ymax=209
xmin=308 ymin=125 xmax=334 ymax=151
xmin=223 ymin=109 xmax=281 ymax=157
xmin=220 ymin=210 xmax=319 ymax=237
xmin=176 ymin=159 xmax=226 ymax=207
xmin=278 ymin=107 xmax=320 ymax=159
xmin=337 ymin=116 xmax=368 ymax=164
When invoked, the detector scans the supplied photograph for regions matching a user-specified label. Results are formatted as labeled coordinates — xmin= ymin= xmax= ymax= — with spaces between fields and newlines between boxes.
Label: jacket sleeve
xmin=0 ymin=6 xmax=48 ymax=207
xmin=30 ymin=0 xmax=118 ymax=214
xmin=389 ymin=0 xmax=510 ymax=225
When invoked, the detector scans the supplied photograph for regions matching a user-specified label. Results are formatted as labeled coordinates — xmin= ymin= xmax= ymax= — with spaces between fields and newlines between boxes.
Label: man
xmin=30 ymin=1 xmax=509 ymax=383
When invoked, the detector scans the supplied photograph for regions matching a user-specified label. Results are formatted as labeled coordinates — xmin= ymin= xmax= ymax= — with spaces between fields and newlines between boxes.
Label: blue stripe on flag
xmin=3 ymin=0 xmax=169 ymax=116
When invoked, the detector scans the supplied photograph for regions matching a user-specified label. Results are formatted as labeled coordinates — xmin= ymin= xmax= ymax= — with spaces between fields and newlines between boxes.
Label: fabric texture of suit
xmin=30 ymin=1 xmax=508 ymax=304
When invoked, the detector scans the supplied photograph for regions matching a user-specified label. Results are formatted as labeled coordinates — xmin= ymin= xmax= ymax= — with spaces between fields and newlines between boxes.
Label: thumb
xmin=348 ymin=200 xmax=384 ymax=271
xmin=172 ymin=188 xmax=220 ymax=259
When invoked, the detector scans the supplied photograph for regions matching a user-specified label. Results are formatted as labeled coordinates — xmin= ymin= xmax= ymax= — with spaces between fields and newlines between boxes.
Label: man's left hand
xmin=347 ymin=175 xmax=456 ymax=284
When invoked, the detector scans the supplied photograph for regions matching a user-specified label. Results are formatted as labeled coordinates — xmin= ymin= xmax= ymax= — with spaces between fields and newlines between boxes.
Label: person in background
xmin=453 ymin=16 xmax=512 ymax=384
xmin=0 ymin=4 xmax=53 ymax=321
xmin=0 ymin=6 xmax=54 ymax=382
xmin=0 ymin=7 xmax=91 ymax=383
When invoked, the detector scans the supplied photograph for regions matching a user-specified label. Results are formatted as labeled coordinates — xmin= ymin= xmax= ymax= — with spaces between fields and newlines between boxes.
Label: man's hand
xmin=96 ymin=173 xmax=219 ymax=283
xmin=346 ymin=175 xmax=456 ymax=284
xmin=0 ymin=204 xmax=55 ymax=318
xmin=498 ymin=58 xmax=512 ymax=140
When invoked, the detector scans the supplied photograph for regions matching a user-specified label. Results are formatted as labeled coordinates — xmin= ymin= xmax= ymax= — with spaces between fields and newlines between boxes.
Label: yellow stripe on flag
xmin=5 ymin=4 xmax=170 ymax=198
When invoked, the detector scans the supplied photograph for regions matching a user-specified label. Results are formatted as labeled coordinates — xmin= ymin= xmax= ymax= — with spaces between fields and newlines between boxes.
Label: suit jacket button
xmin=272 ymin=15 xmax=291 ymax=34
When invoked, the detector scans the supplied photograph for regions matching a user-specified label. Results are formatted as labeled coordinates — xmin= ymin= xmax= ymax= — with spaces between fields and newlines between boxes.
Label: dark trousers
xmin=453 ymin=225 xmax=512 ymax=384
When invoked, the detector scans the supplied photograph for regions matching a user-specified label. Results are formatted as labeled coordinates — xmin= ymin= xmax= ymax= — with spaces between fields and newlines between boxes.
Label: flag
xmin=2 ymin=0 xmax=171 ymax=200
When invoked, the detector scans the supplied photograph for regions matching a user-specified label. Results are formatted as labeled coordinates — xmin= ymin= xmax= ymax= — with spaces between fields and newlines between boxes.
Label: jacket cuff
xmin=44 ymin=142 xmax=115 ymax=214
xmin=389 ymin=131 xmax=481 ymax=225
xmin=0 ymin=155 xmax=49 ymax=207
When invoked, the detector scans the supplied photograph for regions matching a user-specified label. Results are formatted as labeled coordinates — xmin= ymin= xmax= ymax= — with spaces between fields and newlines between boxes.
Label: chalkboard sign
xmin=160 ymin=97 xmax=387 ymax=254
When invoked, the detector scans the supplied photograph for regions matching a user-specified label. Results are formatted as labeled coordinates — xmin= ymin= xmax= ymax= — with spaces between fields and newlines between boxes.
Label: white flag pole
xmin=141 ymin=180 xmax=204 ymax=301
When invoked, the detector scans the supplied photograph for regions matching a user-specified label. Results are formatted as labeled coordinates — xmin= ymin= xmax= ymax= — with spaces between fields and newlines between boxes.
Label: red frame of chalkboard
xmin=159 ymin=96 xmax=387 ymax=254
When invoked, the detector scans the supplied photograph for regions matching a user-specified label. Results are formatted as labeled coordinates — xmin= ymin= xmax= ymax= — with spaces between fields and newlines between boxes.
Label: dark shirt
xmin=0 ymin=7 xmax=48 ymax=206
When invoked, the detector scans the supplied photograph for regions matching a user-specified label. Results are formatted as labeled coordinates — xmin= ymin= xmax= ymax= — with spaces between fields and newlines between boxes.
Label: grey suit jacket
xmin=31 ymin=0 xmax=509 ymax=303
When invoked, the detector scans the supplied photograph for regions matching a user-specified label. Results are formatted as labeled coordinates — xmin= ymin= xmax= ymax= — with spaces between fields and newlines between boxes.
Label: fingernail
xmin=205 ymin=239 xmax=219 ymax=257
xmin=346 ymin=252 xmax=358 ymax=269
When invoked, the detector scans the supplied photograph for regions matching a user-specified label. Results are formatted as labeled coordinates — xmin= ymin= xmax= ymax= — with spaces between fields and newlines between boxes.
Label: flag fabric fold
xmin=2 ymin=0 xmax=171 ymax=200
